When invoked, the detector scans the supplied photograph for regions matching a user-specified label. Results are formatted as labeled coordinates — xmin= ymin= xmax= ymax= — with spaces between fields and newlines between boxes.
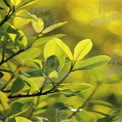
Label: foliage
xmin=0 ymin=0 xmax=121 ymax=122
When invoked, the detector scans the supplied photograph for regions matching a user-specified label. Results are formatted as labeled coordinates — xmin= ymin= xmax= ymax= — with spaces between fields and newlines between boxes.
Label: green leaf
xmin=48 ymin=70 xmax=58 ymax=79
xmin=1 ymin=22 xmax=28 ymax=47
xmin=18 ymin=0 xmax=39 ymax=8
xmin=42 ymin=21 xmax=67 ymax=34
xmin=73 ymin=55 xmax=111 ymax=71
xmin=15 ymin=117 xmax=32 ymax=122
xmin=31 ymin=15 xmax=44 ymax=33
xmin=54 ymin=102 xmax=68 ymax=110
xmin=10 ymin=98 xmax=33 ymax=117
xmin=73 ymin=39 xmax=93 ymax=62
xmin=32 ymin=34 xmax=65 ymax=47
xmin=16 ymin=48 xmax=41 ymax=63
xmin=19 ymin=69 xmax=43 ymax=77
xmin=11 ymin=77 xmax=25 ymax=94
xmin=10 ymin=0 xmax=21 ymax=5
xmin=0 ymin=91 xmax=9 ymax=110
xmin=43 ymin=55 xmax=59 ymax=75
xmin=14 ymin=10 xmax=34 ymax=29
xmin=58 ymin=83 xmax=92 ymax=92
xmin=20 ymin=75 xmax=39 ymax=94
xmin=44 ymin=38 xmax=73 ymax=68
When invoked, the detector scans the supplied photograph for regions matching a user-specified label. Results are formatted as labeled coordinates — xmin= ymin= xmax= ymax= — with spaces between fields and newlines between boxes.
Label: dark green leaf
xmin=54 ymin=102 xmax=68 ymax=110
xmin=11 ymin=77 xmax=25 ymax=94
xmin=10 ymin=98 xmax=33 ymax=117
xmin=42 ymin=55 xmax=60 ymax=75
xmin=20 ymin=75 xmax=39 ymax=93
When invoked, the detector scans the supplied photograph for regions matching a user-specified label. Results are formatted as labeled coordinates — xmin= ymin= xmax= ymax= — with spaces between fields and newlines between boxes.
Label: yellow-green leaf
xmin=42 ymin=21 xmax=67 ymax=34
xmin=73 ymin=55 xmax=111 ymax=71
xmin=10 ymin=0 xmax=21 ymax=5
xmin=0 ymin=91 xmax=9 ymax=110
xmin=14 ymin=10 xmax=34 ymax=29
xmin=74 ymin=39 xmax=93 ymax=62
xmin=20 ymin=75 xmax=39 ymax=94
xmin=48 ymin=70 xmax=58 ymax=79
xmin=15 ymin=117 xmax=32 ymax=122
xmin=31 ymin=15 xmax=44 ymax=33
xmin=58 ymin=83 xmax=92 ymax=92
xmin=44 ymin=38 xmax=73 ymax=60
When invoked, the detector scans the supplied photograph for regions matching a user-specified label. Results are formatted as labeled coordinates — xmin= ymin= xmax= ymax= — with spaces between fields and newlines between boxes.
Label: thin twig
xmin=67 ymin=83 xmax=100 ymax=119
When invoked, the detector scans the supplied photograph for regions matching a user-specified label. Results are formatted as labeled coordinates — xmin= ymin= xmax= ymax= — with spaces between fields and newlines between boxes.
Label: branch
xmin=0 ymin=49 xmax=25 ymax=66
xmin=8 ymin=64 xmax=73 ymax=99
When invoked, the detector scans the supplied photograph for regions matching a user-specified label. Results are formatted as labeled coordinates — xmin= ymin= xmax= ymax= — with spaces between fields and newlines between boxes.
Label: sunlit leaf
xmin=73 ymin=55 xmax=111 ymax=71
xmin=16 ymin=48 xmax=41 ymax=63
xmin=58 ymin=83 xmax=92 ymax=92
xmin=44 ymin=38 xmax=73 ymax=68
xmin=0 ymin=91 xmax=9 ymax=110
xmin=14 ymin=10 xmax=34 ymax=29
xmin=11 ymin=77 xmax=25 ymax=94
xmin=32 ymin=34 xmax=65 ymax=47
xmin=48 ymin=70 xmax=58 ymax=79
xmin=15 ymin=117 xmax=32 ymax=122
xmin=10 ymin=0 xmax=21 ymax=5
xmin=74 ymin=39 xmax=93 ymax=62
xmin=18 ymin=0 xmax=39 ymax=8
xmin=42 ymin=21 xmax=67 ymax=34
xmin=31 ymin=15 xmax=44 ymax=33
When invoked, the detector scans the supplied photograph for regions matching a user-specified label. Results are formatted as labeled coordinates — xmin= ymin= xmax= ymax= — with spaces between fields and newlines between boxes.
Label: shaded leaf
xmin=10 ymin=98 xmax=33 ymax=117
xmin=43 ymin=55 xmax=59 ymax=75
xmin=20 ymin=75 xmax=39 ymax=93
xmin=74 ymin=39 xmax=93 ymax=62
xmin=11 ymin=77 xmax=25 ymax=94
xmin=73 ymin=55 xmax=111 ymax=71
xmin=54 ymin=102 xmax=68 ymax=110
